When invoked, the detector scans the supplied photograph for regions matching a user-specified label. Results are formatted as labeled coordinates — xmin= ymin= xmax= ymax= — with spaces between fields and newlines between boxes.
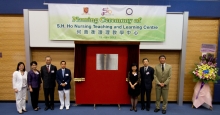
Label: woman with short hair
xmin=28 ymin=61 xmax=42 ymax=111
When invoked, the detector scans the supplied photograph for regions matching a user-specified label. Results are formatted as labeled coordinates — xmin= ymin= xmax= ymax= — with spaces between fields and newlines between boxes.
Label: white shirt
xmin=22 ymin=74 xmax=27 ymax=87
xmin=161 ymin=63 xmax=166 ymax=69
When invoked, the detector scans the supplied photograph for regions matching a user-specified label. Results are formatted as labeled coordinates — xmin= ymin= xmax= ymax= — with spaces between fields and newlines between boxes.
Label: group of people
xmin=128 ymin=55 xmax=172 ymax=114
xmin=12 ymin=55 xmax=172 ymax=114
xmin=12 ymin=56 xmax=71 ymax=114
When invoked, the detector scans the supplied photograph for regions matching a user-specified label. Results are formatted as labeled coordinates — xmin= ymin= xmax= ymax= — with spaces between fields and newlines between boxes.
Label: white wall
xmin=140 ymin=14 xmax=183 ymax=49
xmin=28 ymin=11 xmax=183 ymax=49
xmin=29 ymin=11 xmax=75 ymax=48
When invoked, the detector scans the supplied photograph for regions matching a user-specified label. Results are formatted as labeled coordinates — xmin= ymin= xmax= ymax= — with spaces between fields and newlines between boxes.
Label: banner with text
xmin=48 ymin=4 xmax=167 ymax=41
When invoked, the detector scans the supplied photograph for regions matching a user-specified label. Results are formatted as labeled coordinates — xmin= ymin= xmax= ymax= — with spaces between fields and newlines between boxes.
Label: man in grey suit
xmin=154 ymin=55 xmax=172 ymax=114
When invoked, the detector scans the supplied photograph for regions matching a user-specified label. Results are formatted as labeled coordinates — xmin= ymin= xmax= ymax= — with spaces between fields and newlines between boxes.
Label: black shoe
xmin=154 ymin=108 xmax=160 ymax=112
xmin=141 ymin=107 xmax=145 ymax=110
xmin=130 ymin=107 xmax=133 ymax=111
xmin=134 ymin=108 xmax=137 ymax=112
xmin=162 ymin=110 xmax=166 ymax=114
xmin=146 ymin=108 xmax=150 ymax=111
xmin=50 ymin=106 xmax=54 ymax=110
xmin=44 ymin=106 xmax=49 ymax=111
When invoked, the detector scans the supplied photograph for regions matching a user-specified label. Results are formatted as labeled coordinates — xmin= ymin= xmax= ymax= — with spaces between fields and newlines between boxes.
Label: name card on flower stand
xmin=201 ymin=44 xmax=216 ymax=63
xmin=200 ymin=44 xmax=216 ymax=53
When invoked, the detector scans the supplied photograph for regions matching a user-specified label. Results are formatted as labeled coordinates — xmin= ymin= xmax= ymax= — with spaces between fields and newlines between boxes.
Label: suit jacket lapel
xmin=145 ymin=68 xmax=149 ymax=74
xmin=147 ymin=67 xmax=151 ymax=72
xmin=146 ymin=68 xmax=151 ymax=77
xmin=142 ymin=67 xmax=144 ymax=73
xmin=156 ymin=64 xmax=161 ymax=73
xmin=164 ymin=64 xmax=169 ymax=73
xmin=45 ymin=65 xmax=47 ymax=72
xmin=60 ymin=69 xmax=62 ymax=78
xmin=50 ymin=65 xmax=53 ymax=71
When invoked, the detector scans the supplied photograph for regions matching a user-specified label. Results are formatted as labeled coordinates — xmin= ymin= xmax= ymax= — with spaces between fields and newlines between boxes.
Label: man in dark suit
xmin=40 ymin=56 xmax=57 ymax=111
xmin=140 ymin=58 xmax=154 ymax=111
xmin=56 ymin=61 xmax=72 ymax=110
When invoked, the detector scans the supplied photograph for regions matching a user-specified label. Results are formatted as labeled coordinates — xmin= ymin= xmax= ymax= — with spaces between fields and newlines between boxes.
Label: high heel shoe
xmin=130 ymin=107 xmax=133 ymax=111
xmin=18 ymin=111 xmax=23 ymax=114
xmin=134 ymin=108 xmax=137 ymax=112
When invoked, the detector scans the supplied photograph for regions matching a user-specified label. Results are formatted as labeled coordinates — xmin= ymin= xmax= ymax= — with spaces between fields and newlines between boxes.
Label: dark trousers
xmin=30 ymin=88 xmax=40 ymax=109
xmin=44 ymin=88 xmax=55 ymax=107
xmin=141 ymin=88 xmax=152 ymax=108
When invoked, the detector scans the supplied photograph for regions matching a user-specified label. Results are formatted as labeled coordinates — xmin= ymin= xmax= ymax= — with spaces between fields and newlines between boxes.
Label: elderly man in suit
xmin=56 ymin=61 xmax=72 ymax=110
xmin=41 ymin=56 xmax=57 ymax=111
xmin=140 ymin=58 xmax=154 ymax=111
xmin=154 ymin=55 xmax=172 ymax=114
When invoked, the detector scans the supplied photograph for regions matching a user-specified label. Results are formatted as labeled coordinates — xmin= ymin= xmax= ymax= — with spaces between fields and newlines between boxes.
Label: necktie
xmin=47 ymin=65 xmax=50 ymax=73
xmin=162 ymin=64 xmax=164 ymax=72
xmin=62 ymin=69 xmax=64 ymax=77
xmin=144 ymin=67 xmax=147 ymax=72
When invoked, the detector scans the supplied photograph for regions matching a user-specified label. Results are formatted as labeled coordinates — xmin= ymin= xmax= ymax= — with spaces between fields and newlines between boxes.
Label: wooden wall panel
xmin=31 ymin=48 xmax=75 ymax=101
xmin=31 ymin=49 xmax=180 ymax=102
xmin=184 ymin=19 xmax=219 ymax=101
xmin=139 ymin=50 xmax=180 ymax=101
xmin=0 ymin=15 xmax=25 ymax=100
xmin=0 ymin=15 xmax=219 ymax=103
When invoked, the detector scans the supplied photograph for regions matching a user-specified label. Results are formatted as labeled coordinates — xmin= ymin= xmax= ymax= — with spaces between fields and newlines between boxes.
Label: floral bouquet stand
xmin=192 ymin=53 xmax=220 ymax=110
xmin=192 ymin=81 xmax=212 ymax=109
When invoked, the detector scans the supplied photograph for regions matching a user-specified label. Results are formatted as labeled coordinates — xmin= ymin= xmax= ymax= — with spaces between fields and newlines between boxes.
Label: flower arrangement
xmin=192 ymin=53 xmax=220 ymax=83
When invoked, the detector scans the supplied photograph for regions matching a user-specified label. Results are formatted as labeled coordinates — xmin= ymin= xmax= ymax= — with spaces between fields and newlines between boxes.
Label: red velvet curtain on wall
xmin=74 ymin=42 xmax=139 ymax=78
xmin=74 ymin=44 xmax=87 ymax=78
xmin=74 ymin=41 xmax=139 ymax=104
xmin=127 ymin=45 xmax=140 ymax=72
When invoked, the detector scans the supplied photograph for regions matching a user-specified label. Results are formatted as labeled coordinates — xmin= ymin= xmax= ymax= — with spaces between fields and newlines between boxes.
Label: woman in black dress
xmin=128 ymin=63 xmax=140 ymax=112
